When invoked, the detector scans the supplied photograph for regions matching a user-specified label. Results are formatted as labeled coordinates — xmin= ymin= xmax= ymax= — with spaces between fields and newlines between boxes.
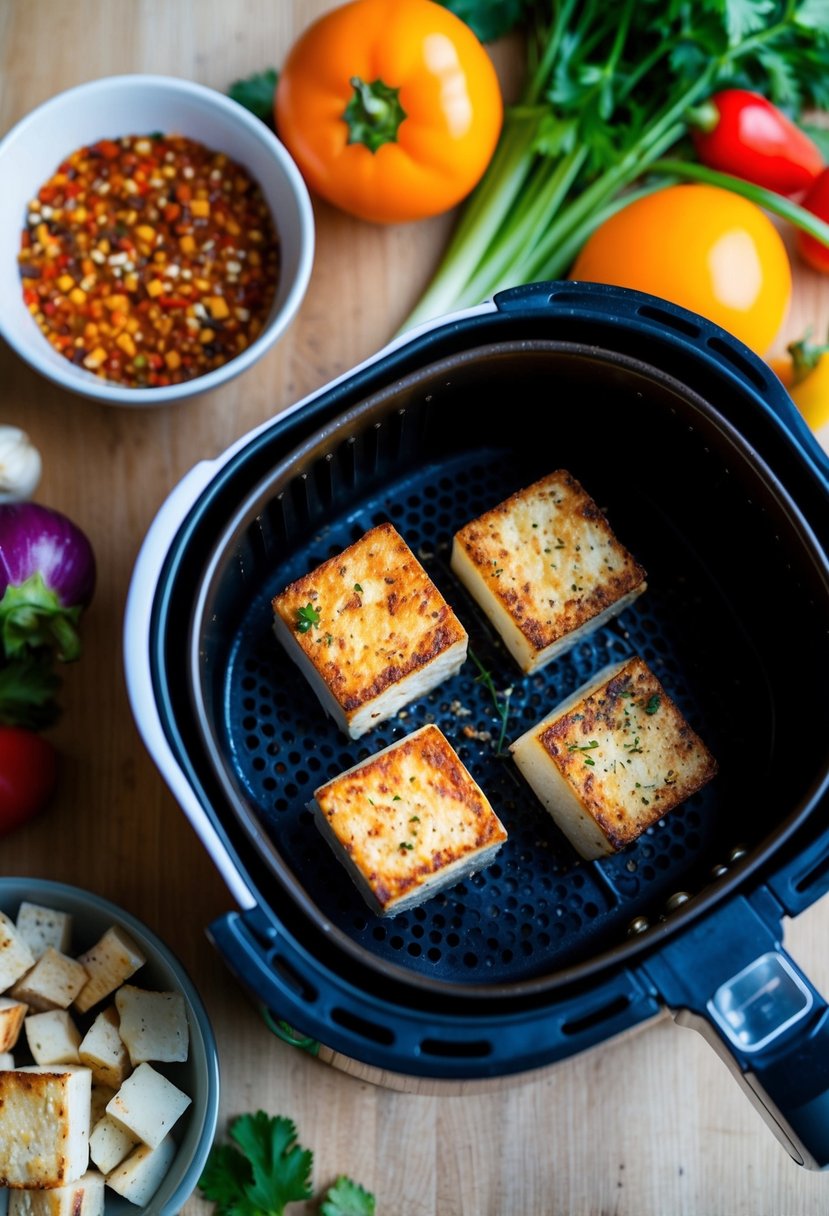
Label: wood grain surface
xmin=1 ymin=4 xmax=828 ymax=1214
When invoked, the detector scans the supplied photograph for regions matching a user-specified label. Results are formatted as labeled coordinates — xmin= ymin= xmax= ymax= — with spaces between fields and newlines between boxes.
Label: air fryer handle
xmin=643 ymin=893 xmax=829 ymax=1168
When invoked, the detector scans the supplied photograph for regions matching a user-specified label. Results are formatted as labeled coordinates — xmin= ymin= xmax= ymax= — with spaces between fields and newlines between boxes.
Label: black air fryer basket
xmin=125 ymin=282 xmax=829 ymax=1167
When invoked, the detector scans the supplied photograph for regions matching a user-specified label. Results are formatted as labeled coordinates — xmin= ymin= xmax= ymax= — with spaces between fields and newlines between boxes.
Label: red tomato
xmin=795 ymin=168 xmax=829 ymax=274
xmin=0 ymin=727 xmax=58 ymax=836
xmin=691 ymin=89 xmax=823 ymax=196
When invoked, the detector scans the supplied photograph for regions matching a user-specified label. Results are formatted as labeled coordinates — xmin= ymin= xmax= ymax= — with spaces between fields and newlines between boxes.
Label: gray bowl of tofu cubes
xmin=0 ymin=878 xmax=219 ymax=1215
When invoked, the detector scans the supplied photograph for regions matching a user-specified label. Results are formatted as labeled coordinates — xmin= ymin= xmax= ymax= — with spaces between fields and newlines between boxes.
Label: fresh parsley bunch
xmin=199 ymin=1112 xmax=375 ymax=1216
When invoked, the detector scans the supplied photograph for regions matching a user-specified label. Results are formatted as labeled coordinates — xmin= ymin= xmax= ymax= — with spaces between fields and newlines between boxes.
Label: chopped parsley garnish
xmin=568 ymin=739 xmax=599 ymax=766
xmin=409 ymin=814 xmax=420 ymax=823
xmin=392 ymin=795 xmax=402 ymax=801
xmin=354 ymin=583 xmax=364 ymax=594
xmin=624 ymin=736 xmax=644 ymax=754
xmin=644 ymin=694 xmax=661 ymax=714
xmin=399 ymin=840 xmax=414 ymax=851
xmin=295 ymin=602 xmax=321 ymax=633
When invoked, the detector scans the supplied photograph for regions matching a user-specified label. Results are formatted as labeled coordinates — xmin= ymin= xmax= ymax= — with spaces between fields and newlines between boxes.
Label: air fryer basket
xmin=134 ymin=284 xmax=829 ymax=1165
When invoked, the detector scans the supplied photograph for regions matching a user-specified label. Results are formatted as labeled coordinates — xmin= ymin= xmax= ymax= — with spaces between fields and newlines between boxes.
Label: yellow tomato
xmin=570 ymin=183 xmax=792 ymax=355
xmin=768 ymin=351 xmax=829 ymax=432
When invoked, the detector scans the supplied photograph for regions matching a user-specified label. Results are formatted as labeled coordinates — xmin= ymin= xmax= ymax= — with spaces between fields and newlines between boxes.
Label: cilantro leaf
xmin=436 ymin=0 xmax=529 ymax=41
xmin=199 ymin=1143 xmax=259 ymax=1214
xmin=229 ymin=69 xmax=278 ymax=125
xmin=199 ymin=1113 xmax=313 ymax=1216
xmin=232 ymin=1113 xmax=313 ymax=1214
xmin=321 ymin=1175 xmax=376 ymax=1216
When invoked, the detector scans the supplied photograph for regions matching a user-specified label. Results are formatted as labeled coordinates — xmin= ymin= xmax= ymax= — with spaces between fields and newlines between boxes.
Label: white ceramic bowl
xmin=0 ymin=877 xmax=220 ymax=1214
xmin=0 ymin=74 xmax=314 ymax=406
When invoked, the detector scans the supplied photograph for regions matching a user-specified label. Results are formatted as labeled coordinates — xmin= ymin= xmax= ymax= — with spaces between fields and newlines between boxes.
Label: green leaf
xmin=701 ymin=0 xmax=776 ymax=45
xmin=231 ymin=1113 xmax=313 ymax=1215
xmin=199 ymin=1114 xmax=313 ymax=1215
xmin=228 ymin=69 xmax=278 ymax=125
xmin=435 ymin=0 xmax=529 ymax=41
xmin=793 ymin=0 xmax=829 ymax=28
xmin=0 ymin=655 xmax=60 ymax=730
xmin=199 ymin=1144 xmax=258 ymax=1214
xmin=321 ymin=1175 xmax=376 ymax=1216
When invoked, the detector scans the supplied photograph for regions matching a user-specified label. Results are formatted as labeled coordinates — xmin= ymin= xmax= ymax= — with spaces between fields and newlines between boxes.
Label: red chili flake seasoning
xmin=17 ymin=134 xmax=281 ymax=388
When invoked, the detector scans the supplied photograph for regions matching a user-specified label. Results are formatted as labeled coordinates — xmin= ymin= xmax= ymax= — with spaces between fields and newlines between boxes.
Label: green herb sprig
xmin=199 ymin=1112 xmax=375 ymax=1216
xmin=469 ymin=647 xmax=512 ymax=755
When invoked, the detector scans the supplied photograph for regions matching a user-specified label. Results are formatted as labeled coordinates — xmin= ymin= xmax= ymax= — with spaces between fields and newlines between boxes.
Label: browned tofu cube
xmin=510 ymin=656 xmax=718 ymax=859
xmin=272 ymin=522 xmax=468 ymax=738
xmin=0 ymin=1065 xmax=91 ymax=1187
xmin=0 ymin=997 xmax=27 ymax=1052
xmin=310 ymin=723 xmax=508 ymax=915
xmin=452 ymin=470 xmax=646 ymax=673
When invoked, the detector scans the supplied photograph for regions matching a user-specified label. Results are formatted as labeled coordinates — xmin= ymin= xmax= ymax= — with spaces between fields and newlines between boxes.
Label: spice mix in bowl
xmin=0 ymin=74 xmax=314 ymax=406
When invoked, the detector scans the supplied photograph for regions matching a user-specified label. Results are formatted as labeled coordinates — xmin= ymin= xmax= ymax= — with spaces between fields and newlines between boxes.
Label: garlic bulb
xmin=0 ymin=426 xmax=42 ymax=503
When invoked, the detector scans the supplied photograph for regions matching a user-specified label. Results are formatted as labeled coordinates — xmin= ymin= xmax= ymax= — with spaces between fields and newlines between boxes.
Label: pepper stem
xmin=343 ymin=76 xmax=407 ymax=153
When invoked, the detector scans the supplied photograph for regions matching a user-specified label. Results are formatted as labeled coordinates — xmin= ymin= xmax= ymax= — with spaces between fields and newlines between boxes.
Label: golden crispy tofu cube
xmin=7 ymin=1170 xmax=104 ymax=1215
xmin=115 ymin=985 xmax=189 ymax=1065
xmin=0 ymin=1065 xmax=91 ymax=1188
xmin=78 ymin=1005 xmax=131 ymax=1087
xmin=15 ymin=904 xmax=72 ymax=960
xmin=104 ymin=1135 xmax=176 ymax=1207
xmin=272 ymin=522 xmax=468 ymax=739
xmin=452 ymin=470 xmax=646 ymax=673
xmin=310 ymin=723 xmax=508 ymax=916
xmin=0 ymin=914 xmax=35 ymax=993
xmin=510 ymin=656 xmax=718 ymax=859
xmin=73 ymin=927 xmax=146 ymax=1014
xmin=106 ymin=1062 xmax=191 ymax=1150
xmin=0 ymin=999 xmax=27 ymax=1053
xmin=10 ymin=949 xmax=88 ymax=1012
xmin=24 ymin=1010 xmax=81 ymax=1066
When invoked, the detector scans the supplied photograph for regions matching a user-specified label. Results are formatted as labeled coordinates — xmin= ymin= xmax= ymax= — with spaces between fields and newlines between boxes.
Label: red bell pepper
xmin=691 ymin=89 xmax=823 ymax=196
xmin=796 ymin=168 xmax=829 ymax=273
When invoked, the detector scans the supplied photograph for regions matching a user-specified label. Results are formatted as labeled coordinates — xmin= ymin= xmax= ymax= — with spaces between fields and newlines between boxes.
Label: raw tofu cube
xmin=78 ymin=1006 xmax=131 ymax=1087
xmin=88 ymin=1114 xmax=137 ymax=1174
xmin=89 ymin=1084 xmax=115 ymax=1128
xmin=10 ymin=949 xmax=88 ymax=1012
xmin=0 ymin=1000 xmax=27 ymax=1053
xmin=24 ymin=1010 xmax=81 ymax=1065
xmin=272 ymin=522 xmax=468 ymax=739
xmin=7 ymin=1170 xmax=104 ymax=1215
xmin=0 ymin=1052 xmax=15 ymax=1068
xmin=106 ymin=1062 xmax=191 ymax=1149
xmin=310 ymin=723 xmax=508 ymax=916
xmin=105 ymin=1135 xmax=176 ymax=1207
xmin=73 ymin=927 xmax=146 ymax=1014
xmin=0 ymin=1065 xmax=91 ymax=1187
xmin=15 ymin=904 xmax=72 ymax=960
xmin=0 ymin=914 xmax=34 ymax=993
xmin=115 ymin=985 xmax=189 ymax=1065
xmin=510 ymin=656 xmax=718 ymax=859
xmin=451 ymin=470 xmax=647 ymax=674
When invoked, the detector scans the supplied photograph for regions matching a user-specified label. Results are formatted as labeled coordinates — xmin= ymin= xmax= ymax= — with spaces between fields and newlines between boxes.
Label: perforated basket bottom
xmin=223 ymin=447 xmax=768 ymax=985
